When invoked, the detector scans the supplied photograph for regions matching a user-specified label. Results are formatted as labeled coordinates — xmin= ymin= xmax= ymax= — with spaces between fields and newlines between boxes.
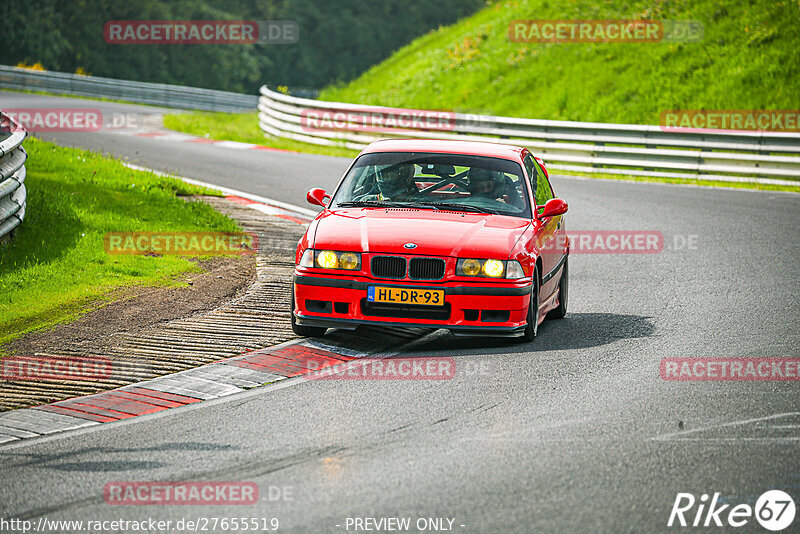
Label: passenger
xmin=467 ymin=167 xmax=523 ymax=208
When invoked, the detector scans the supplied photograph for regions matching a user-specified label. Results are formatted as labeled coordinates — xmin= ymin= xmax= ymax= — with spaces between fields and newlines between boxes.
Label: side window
xmin=533 ymin=159 xmax=554 ymax=210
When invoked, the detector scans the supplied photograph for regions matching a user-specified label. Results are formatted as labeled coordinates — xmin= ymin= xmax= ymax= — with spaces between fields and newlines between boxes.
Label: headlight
xmin=482 ymin=259 xmax=504 ymax=278
xmin=339 ymin=252 xmax=360 ymax=270
xmin=460 ymin=259 xmax=482 ymax=276
xmin=316 ymin=250 xmax=339 ymax=269
xmin=457 ymin=258 xmax=507 ymax=278
xmin=300 ymin=249 xmax=362 ymax=270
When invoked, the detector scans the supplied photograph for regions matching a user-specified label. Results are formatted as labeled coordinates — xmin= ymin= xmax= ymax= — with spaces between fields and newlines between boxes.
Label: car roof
xmin=360 ymin=138 xmax=527 ymax=160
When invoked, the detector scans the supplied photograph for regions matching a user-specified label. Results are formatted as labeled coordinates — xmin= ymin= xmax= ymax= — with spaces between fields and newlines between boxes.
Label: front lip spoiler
xmin=293 ymin=313 xmax=528 ymax=338
xmin=293 ymin=274 xmax=531 ymax=296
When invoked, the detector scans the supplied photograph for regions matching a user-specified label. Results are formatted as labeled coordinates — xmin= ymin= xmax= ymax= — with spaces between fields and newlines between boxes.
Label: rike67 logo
xmin=668 ymin=491 xmax=796 ymax=531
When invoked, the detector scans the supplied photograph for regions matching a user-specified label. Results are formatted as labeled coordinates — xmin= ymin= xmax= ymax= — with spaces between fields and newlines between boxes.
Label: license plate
xmin=367 ymin=286 xmax=445 ymax=307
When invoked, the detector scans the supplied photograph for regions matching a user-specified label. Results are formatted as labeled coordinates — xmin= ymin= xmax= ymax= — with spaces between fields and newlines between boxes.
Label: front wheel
xmin=546 ymin=256 xmax=568 ymax=320
xmin=290 ymin=286 xmax=327 ymax=337
xmin=520 ymin=266 xmax=540 ymax=342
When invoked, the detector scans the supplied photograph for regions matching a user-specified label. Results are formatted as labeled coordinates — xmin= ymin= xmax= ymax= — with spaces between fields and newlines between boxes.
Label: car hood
xmin=312 ymin=208 xmax=531 ymax=258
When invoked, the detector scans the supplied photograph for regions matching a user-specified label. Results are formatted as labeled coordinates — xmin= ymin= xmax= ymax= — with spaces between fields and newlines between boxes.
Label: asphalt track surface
xmin=1 ymin=93 xmax=799 ymax=533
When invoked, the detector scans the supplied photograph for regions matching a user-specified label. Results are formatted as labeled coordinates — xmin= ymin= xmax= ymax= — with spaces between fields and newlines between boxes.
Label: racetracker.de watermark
xmin=542 ymin=230 xmax=665 ymax=254
xmin=508 ymin=19 xmax=703 ymax=43
xmin=0 ymin=109 xmax=166 ymax=133
xmin=103 ymin=482 xmax=260 ymax=505
xmin=104 ymin=232 xmax=257 ymax=256
xmin=104 ymin=20 xmax=298 ymax=44
xmin=305 ymin=357 xmax=456 ymax=380
xmin=0 ymin=108 xmax=102 ymax=133
xmin=660 ymin=109 xmax=800 ymax=133
xmin=661 ymin=358 xmax=800 ymax=381
xmin=300 ymin=107 xmax=456 ymax=133
xmin=1 ymin=355 xmax=112 ymax=381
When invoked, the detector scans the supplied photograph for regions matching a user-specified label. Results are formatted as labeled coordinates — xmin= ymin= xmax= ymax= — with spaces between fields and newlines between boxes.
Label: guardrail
xmin=258 ymin=85 xmax=800 ymax=186
xmin=1 ymin=65 xmax=257 ymax=112
xmin=0 ymin=110 xmax=27 ymax=242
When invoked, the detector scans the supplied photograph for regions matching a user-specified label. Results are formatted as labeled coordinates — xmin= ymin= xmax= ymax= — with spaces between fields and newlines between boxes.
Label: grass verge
xmin=162 ymin=111 xmax=359 ymax=158
xmin=0 ymin=137 xmax=239 ymax=349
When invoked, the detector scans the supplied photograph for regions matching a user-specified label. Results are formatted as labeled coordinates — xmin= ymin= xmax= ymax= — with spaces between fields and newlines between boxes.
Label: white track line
xmin=652 ymin=412 xmax=800 ymax=441
xmin=213 ymin=140 xmax=260 ymax=150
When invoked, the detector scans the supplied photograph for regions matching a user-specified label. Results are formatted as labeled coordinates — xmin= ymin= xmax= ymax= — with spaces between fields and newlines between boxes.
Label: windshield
xmin=331 ymin=151 xmax=532 ymax=218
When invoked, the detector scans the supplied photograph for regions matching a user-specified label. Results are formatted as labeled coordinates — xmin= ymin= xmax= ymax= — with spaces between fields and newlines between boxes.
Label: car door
xmin=526 ymin=155 xmax=563 ymax=299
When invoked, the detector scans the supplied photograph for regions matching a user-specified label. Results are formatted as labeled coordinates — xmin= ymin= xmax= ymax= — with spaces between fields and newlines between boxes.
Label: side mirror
xmin=307 ymin=188 xmax=330 ymax=207
xmin=537 ymin=198 xmax=568 ymax=219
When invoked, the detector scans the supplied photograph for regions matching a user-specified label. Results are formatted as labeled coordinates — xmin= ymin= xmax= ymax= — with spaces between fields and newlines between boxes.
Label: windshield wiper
xmin=339 ymin=200 xmax=498 ymax=214
xmin=337 ymin=200 xmax=405 ymax=208
xmin=426 ymin=202 xmax=498 ymax=214
xmin=338 ymin=200 xmax=446 ymax=211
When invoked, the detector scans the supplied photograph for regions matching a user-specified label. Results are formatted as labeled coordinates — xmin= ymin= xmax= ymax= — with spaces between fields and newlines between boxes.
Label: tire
xmin=290 ymin=286 xmax=327 ymax=337
xmin=546 ymin=256 xmax=568 ymax=320
xmin=520 ymin=266 xmax=540 ymax=342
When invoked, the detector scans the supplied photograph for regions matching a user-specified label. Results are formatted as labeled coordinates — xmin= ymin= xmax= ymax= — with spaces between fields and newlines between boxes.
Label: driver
xmin=468 ymin=167 xmax=524 ymax=209
xmin=373 ymin=163 xmax=418 ymax=201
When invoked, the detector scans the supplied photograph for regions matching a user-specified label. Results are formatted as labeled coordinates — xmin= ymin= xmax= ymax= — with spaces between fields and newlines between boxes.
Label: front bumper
xmin=293 ymin=273 xmax=532 ymax=337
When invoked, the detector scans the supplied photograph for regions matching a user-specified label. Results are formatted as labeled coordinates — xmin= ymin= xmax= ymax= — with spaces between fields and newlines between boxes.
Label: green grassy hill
xmin=320 ymin=0 xmax=800 ymax=125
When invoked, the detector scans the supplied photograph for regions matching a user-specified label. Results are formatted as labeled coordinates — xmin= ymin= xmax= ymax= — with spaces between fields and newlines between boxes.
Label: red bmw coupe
xmin=291 ymin=139 xmax=569 ymax=341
